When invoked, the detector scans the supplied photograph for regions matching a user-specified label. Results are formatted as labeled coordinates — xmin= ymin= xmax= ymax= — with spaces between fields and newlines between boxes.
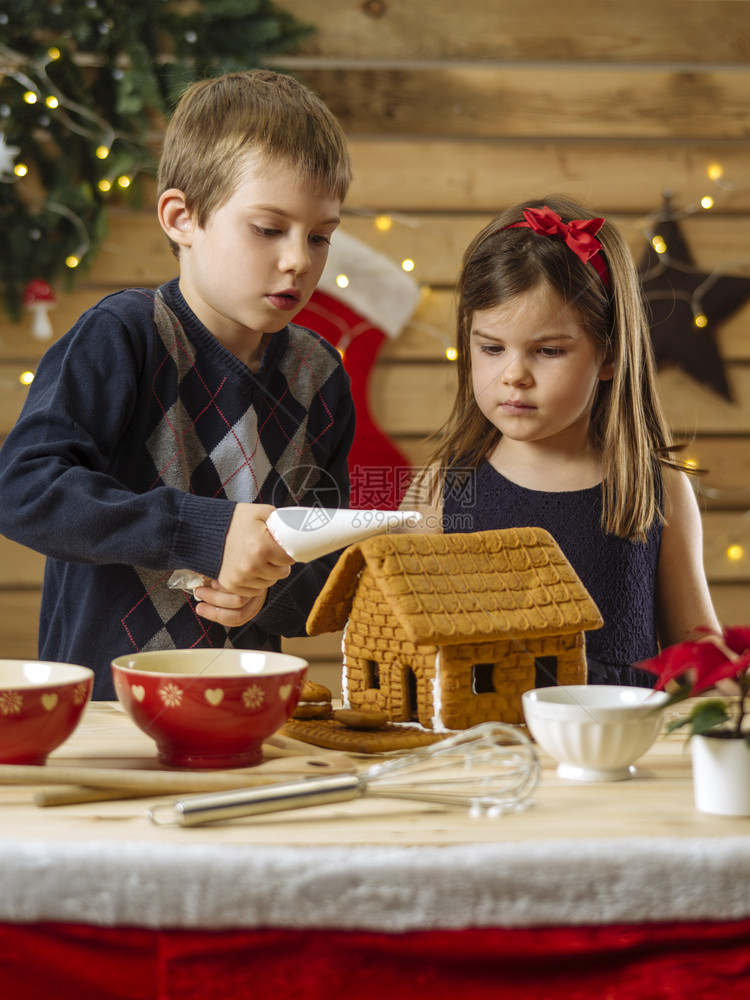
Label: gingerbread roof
xmin=306 ymin=526 xmax=603 ymax=646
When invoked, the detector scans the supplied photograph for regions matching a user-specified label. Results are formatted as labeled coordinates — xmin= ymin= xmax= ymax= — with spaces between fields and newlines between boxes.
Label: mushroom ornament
xmin=22 ymin=279 xmax=57 ymax=340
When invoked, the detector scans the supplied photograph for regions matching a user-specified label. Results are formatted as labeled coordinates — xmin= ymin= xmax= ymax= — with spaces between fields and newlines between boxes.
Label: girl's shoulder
xmin=660 ymin=464 xmax=699 ymax=520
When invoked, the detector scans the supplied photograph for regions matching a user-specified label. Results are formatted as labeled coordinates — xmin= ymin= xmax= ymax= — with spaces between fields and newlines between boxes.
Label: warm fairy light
xmin=65 ymin=255 xmax=80 ymax=268
xmin=98 ymin=179 xmax=112 ymax=192
xmin=335 ymin=273 xmax=349 ymax=289
xmin=651 ymin=235 xmax=667 ymax=254
xmin=707 ymin=163 xmax=723 ymax=181
xmin=45 ymin=95 xmax=59 ymax=109
xmin=727 ymin=544 xmax=744 ymax=562
xmin=116 ymin=175 xmax=131 ymax=188
xmin=95 ymin=145 xmax=110 ymax=159
xmin=23 ymin=91 xmax=37 ymax=104
xmin=684 ymin=457 xmax=699 ymax=470
xmin=445 ymin=346 xmax=458 ymax=361
xmin=13 ymin=163 xmax=28 ymax=177
xmin=700 ymin=196 xmax=714 ymax=209
xmin=19 ymin=370 xmax=34 ymax=386
xmin=47 ymin=47 xmax=61 ymax=61
xmin=401 ymin=258 xmax=415 ymax=272
xmin=694 ymin=314 xmax=708 ymax=328
xmin=375 ymin=215 xmax=392 ymax=232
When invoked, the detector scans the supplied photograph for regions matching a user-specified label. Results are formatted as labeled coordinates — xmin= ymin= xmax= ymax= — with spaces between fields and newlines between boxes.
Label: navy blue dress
xmin=442 ymin=462 xmax=662 ymax=687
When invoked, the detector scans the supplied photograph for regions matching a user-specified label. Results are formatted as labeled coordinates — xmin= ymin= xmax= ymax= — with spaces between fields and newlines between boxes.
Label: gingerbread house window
xmin=471 ymin=662 xmax=496 ymax=695
xmin=406 ymin=666 xmax=418 ymax=720
xmin=534 ymin=656 xmax=559 ymax=688
xmin=366 ymin=660 xmax=380 ymax=689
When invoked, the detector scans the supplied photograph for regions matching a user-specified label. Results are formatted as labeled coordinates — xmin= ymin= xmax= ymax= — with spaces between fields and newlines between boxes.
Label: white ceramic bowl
xmin=0 ymin=660 xmax=94 ymax=764
xmin=521 ymin=684 xmax=669 ymax=781
xmin=111 ymin=649 xmax=308 ymax=768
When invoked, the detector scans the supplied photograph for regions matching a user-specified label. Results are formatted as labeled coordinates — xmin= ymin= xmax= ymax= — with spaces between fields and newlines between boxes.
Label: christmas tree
xmin=0 ymin=0 xmax=312 ymax=319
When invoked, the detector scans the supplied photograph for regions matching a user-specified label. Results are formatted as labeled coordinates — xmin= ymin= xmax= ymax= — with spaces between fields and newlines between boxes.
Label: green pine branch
xmin=0 ymin=0 xmax=313 ymax=320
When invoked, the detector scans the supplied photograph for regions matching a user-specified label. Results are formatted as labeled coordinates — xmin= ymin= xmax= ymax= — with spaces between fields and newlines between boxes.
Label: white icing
xmin=431 ymin=650 xmax=449 ymax=732
xmin=340 ymin=621 xmax=350 ymax=708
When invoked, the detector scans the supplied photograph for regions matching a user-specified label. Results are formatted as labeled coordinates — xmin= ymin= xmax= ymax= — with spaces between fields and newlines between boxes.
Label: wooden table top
xmin=2 ymin=700 xmax=748 ymax=847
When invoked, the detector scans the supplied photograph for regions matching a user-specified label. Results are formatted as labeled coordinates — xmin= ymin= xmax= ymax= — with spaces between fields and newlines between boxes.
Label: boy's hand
xmin=194 ymin=581 xmax=268 ymax=628
xmin=217 ymin=503 xmax=293 ymax=596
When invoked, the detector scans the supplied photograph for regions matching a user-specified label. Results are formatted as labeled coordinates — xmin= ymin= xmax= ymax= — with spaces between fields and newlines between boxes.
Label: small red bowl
xmin=0 ymin=660 xmax=94 ymax=765
xmin=111 ymin=649 xmax=308 ymax=768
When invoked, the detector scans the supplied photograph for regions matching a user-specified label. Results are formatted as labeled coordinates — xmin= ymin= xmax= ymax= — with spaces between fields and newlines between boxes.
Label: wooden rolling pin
xmin=0 ymin=756 xmax=355 ymax=807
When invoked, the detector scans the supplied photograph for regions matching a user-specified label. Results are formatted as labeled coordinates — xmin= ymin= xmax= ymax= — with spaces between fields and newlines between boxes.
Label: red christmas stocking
xmin=295 ymin=231 xmax=421 ymax=509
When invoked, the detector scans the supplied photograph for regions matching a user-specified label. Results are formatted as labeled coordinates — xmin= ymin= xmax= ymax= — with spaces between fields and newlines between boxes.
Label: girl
xmin=406 ymin=195 xmax=721 ymax=686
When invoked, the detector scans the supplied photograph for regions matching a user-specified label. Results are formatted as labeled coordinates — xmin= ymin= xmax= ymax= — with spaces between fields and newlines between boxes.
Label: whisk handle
xmin=149 ymin=773 xmax=362 ymax=828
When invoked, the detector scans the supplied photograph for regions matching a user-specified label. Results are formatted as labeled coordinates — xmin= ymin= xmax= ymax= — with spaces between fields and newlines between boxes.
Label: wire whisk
xmin=148 ymin=722 xmax=540 ymax=827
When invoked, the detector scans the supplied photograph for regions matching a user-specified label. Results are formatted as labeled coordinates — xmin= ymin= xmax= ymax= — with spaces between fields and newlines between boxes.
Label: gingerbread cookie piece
xmin=281 ymin=718 xmax=446 ymax=753
xmin=334 ymin=708 xmax=390 ymax=731
xmin=292 ymin=680 xmax=333 ymax=720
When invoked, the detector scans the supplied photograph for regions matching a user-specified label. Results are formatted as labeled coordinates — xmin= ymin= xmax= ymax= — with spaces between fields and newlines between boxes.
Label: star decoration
xmin=638 ymin=205 xmax=750 ymax=402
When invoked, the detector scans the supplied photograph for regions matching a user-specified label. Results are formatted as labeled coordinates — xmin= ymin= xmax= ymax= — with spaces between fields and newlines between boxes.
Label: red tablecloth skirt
xmin=2 ymin=919 xmax=750 ymax=1000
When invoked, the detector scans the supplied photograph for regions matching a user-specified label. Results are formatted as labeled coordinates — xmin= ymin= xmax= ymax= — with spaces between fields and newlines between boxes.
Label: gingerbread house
xmin=306 ymin=527 xmax=603 ymax=731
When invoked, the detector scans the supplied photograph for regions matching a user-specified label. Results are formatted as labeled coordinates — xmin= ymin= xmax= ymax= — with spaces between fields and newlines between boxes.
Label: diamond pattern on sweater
xmin=210 ymin=407 xmax=271 ymax=502
xmin=121 ymin=300 xmax=347 ymax=656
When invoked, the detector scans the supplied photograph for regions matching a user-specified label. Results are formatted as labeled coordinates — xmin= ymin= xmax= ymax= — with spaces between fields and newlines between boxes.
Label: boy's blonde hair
xmin=426 ymin=195 xmax=677 ymax=542
xmin=157 ymin=69 xmax=352 ymax=247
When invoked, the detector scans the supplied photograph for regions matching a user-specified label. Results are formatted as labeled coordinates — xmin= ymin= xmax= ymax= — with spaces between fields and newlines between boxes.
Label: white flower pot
xmin=691 ymin=734 xmax=750 ymax=817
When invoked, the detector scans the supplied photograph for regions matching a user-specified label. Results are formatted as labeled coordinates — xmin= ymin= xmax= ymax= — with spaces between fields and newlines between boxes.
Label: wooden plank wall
xmin=2 ymin=1 xmax=750 ymax=693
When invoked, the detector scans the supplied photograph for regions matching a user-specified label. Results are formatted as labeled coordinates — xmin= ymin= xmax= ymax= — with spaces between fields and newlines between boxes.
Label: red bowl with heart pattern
xmin=111 ymin=649 xmax=308 ymax=768
xmin=0 ymin=660 xmax=94 ymax=764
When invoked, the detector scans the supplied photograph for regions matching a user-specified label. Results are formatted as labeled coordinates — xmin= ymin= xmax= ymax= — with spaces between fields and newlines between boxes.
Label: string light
xmin=2 ymin=1 xmax=312 ymax=324
xmin=375 ymin=215 xmax=393 ymax=232
xmin=335 ymin=274 xmax=349 ymax=289
xmin=18 ymin=370 xmax=34 ymax=386
xmin=445 ymin=346 xmax=458 ymax=361
xmin=636 ymin=176 xmax=750 ymax=571
xmin=401 ymin=258 xmax=415 ymax=272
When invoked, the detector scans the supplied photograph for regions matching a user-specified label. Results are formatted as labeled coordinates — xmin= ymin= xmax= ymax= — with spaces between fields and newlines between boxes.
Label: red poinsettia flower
xmin=639 ymin=638 xmax=730 ymax=692
xmin=638 ymin=626 xmax=750 ymax=740
xmin=692 ymin=649 xmax=750 ymax=694
xmin=721 ymin=625 xmax=750 ymax=657
xmin=641 ymin=635 xmax=748 ymax=693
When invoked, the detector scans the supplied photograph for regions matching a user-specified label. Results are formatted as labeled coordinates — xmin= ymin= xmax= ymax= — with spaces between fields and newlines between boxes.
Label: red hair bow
xmin=505 ymin=206 xmax=610 ymax=287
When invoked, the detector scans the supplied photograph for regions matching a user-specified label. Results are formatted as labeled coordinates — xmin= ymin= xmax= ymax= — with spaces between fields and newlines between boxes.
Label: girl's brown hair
xmin=425 ymin=195 xmax=676 ymax=541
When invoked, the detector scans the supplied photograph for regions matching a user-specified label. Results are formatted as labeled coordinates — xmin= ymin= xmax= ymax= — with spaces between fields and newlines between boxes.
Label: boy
xmin=0 ymin=70 xmax=355 ymax=698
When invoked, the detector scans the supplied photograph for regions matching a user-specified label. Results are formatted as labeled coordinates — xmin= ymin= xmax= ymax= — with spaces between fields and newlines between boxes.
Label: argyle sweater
xmin=0 ymin=279 xmax=354 ymax=698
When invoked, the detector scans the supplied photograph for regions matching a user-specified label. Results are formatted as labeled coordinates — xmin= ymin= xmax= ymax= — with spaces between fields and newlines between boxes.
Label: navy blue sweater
xmin=0 ymin=279 xmax=354 ymax=698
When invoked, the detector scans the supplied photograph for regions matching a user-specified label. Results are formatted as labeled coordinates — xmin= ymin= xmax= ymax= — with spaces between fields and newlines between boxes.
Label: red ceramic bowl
xmin=0 ymin=660 xmax=94 ymax=764
xmin=111 ymin=649 xmax=308 ymax=768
